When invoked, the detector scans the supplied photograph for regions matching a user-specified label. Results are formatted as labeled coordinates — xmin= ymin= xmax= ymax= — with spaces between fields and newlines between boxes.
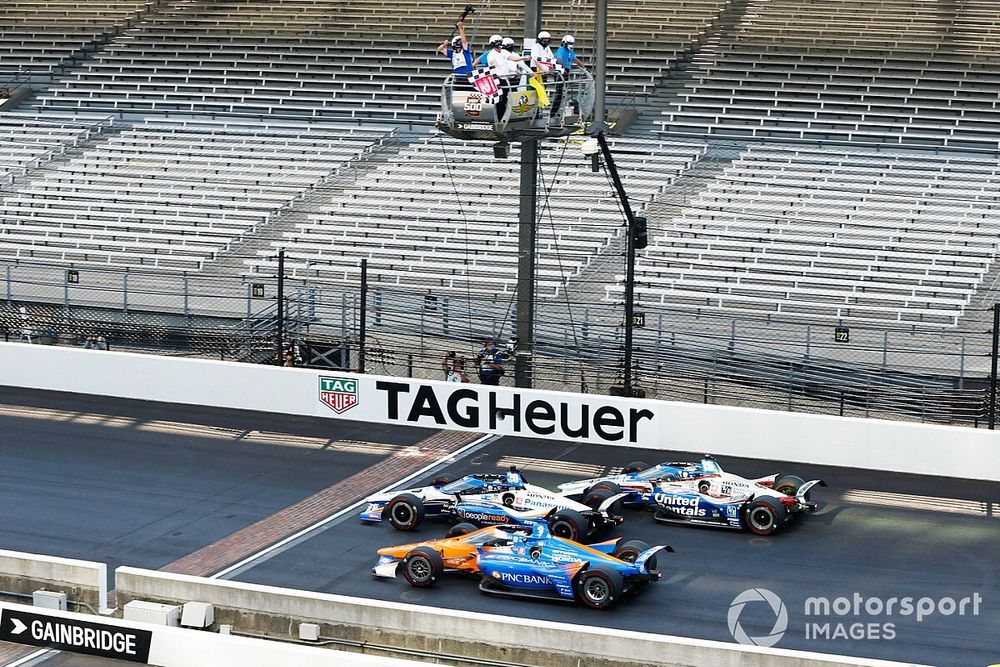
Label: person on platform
xmin=437 ymin=21 xmax=473 ymax=76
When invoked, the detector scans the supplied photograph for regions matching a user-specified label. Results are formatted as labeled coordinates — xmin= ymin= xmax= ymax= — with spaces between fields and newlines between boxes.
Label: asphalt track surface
xmin=1 ymin=388 xmax=998 ymax=666
xmin=233 ymin=437 xmax=1000 ymax=667
xmin=0 ymin=387 xmax=424 ymax=582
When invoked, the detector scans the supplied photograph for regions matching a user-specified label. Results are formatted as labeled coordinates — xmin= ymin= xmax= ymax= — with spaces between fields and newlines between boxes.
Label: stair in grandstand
xmin=631 ymin=0 xmax=753 ymax=134
xmin=203 ymin=130 xmax=416 ymax=278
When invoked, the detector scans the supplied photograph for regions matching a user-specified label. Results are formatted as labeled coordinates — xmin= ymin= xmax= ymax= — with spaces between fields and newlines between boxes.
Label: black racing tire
xmin=430 ymin=476 xmax=452 ymax=487
xmin=622 ymin=461 xmax=650 ymax=475
xmin=744 ymin=496 xmax=787 ymax=536
xmin=548 ymin=508 xmax=589 ymax=542
xmin=401 ymin=546 xmax=444 ymax=588
xmin=580 ymin=487 xmax=623 ymax=518
xmin=613 ymin=539 xmax=653 ymax=569
xmin=588 ymin=481 xmax=622 ymax=496
xmin=773 ymin=474 xmax=806 ymax=496
xmin=385 ymin=493 xmax=425 ymax=531
xmin=574 ymin=565 xmax=624 ymax=610
xmin=446 ymin=522 xmax=478 ymax=538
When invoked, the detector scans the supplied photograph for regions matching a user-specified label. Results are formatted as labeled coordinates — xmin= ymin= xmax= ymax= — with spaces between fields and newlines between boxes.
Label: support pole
xmin=595 ymin=131 xmax=638 ymax=396
xmin=594 ymin=0 xmax=607 ymax=124
xmin=359 ymin=258 xmax=368 ymax=374
xmin=515 ymin=0 xmax=541 ymax=388
xmin=989 ymin=303 xmax=999 ymax=429
xmin=275 ymin=249 xmax=285 ymax=365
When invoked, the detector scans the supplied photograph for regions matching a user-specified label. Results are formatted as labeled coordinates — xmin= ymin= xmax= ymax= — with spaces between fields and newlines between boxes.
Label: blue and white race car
xmin=373 ymin=520 xmax=670 ymax=609
xmin=361 ymin=469 xmax=625 ymax=542
xmin=558 ymin=456 xmax=825 ymax=536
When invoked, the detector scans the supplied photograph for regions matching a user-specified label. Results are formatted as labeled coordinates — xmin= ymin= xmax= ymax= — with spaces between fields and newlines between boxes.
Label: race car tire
xmin=613 ymin=539 xmax=654 ymax=569
xmin=587 ymin=481 xmax=622 ymax=496
xmin=401 ymin=547 xmax=444 ymax=588
xmin=622 ymin=461 xmax=649 ymax=475
xmin=744 ymin=496 xmax=787 ymax=536
xmin=581 ymin=487 xmax=623 ymax=518
xmin=431 ymin=476 xmax=452 ymax=487
xmin=385 ymin=493 xmax=425 ymax=531
xmin=774 ymin=474 xmax=806 ymax=496
xmin=446 ymin=522 xmax=478 ymax=538
xmin=574 ymin=566 xmax=624 ymax=610
xmin=548 ymin=509 xmax=589 ymax=541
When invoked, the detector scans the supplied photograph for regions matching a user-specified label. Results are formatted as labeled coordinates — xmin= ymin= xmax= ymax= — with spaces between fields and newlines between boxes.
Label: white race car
xmin=559 ymin=456 xmax=825 ymax=535
xmin=361 ymin=468 xmax=626 ymax=542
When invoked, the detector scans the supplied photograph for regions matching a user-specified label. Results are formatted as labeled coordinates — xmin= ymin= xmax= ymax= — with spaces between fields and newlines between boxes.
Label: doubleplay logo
xmin=727 ymin=588 xmax=788 ymax=647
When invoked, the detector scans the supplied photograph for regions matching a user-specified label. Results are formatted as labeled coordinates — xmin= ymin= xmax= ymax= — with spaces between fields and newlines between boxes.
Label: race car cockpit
xmin=437 ymin=68 xmax=595 ymax=143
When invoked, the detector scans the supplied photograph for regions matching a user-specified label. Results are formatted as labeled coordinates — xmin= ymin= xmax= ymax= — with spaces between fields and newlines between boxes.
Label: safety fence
xmin=0 ymin=260 xmax=993 ymax=428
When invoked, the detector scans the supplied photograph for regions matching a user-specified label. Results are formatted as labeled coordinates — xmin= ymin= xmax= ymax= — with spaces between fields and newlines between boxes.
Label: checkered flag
xmin=468 ymin=67 xmax=502 ymax=104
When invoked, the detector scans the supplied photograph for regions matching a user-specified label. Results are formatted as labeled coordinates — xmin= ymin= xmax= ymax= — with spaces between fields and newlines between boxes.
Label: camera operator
xmin=442 ymin=351 xmax=470 ymax=383
xmin=476 ymin=337 xmax=505 ymax=385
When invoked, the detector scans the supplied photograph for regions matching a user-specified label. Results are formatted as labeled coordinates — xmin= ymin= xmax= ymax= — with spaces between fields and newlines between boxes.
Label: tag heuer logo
xmin=319 ymin=376 xmax=358 ymax=414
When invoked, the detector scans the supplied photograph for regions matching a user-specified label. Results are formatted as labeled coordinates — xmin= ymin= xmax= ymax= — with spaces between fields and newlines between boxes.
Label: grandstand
xmin=616 ymin=144 xmax=1000 ymax=326
xmin=0 ymin=0 xmax=998 ymax=422
xmin=245 ymin=136 xmax=706 ymax=295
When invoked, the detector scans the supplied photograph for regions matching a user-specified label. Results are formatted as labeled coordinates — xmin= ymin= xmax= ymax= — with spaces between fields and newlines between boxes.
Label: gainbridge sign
xmin=312 ymin=374 xmax=659 ymax=446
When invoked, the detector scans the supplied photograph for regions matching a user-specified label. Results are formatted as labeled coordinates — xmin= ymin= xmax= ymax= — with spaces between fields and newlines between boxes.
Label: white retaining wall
xmin=0 ymin=550 xmax=109 ymax=614
xmin=0 ymin=342 xmax=996 ymax=480
xmin=0 ymin=601 xmax=437 ymax=667
xmin=115 ymin=568 xmax=917 ymax=667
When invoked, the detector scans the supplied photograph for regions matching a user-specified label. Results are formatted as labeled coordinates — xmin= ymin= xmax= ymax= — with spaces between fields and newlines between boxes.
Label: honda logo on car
xmin=375 ymin=381 xmax=653 ymax=443
xmin=655 ymin=494 xmax=707 ymax=516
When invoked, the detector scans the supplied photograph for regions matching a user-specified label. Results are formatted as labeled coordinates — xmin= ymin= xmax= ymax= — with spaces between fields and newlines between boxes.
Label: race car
xmin=372 ymin=520 xmax=670 ymax=609
xmin=361 ymin=468 xmax=625 ymax=541
xmin=558 ymin=456 xmax=825 ymax=536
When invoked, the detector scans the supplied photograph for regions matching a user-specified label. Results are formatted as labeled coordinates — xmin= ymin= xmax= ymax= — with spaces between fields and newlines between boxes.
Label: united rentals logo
xmin=319 ymin=376 xmax=358 ymax=414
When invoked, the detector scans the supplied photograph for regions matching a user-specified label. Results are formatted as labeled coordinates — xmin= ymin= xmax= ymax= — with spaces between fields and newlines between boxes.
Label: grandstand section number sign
xmin=66 ymin=270 xmax=80 ymax=284
xmin=632 ymin=312 xmax=645 ymax=328
xmin=0 ymin=608 xmax=152 ymax=663
xmin=251 ymin=283 xmax=265 ymax=298
xmin=834 ymin=327 xmax=850 ymax=343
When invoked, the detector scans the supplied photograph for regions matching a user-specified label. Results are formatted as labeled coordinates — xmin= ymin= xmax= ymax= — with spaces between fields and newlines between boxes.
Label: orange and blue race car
xmin=372 ymin=520 xmax=671 ymax=609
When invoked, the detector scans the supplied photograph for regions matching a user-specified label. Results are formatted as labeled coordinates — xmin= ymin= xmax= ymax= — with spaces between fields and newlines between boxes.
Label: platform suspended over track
xmin=437 ymin=69 xmax=595 ymax=142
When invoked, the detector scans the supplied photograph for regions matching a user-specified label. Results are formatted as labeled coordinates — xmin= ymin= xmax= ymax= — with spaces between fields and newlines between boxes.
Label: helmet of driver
xmin=562 ymin=34 xmax=575 ymax=46
xmin=537 ymin=30 xmax=551 ymax=42
xmin=501 ymin=37 xmax=516 ymax=51
xmin=451 ymin=35 xmax=462 ymax=47
xmin=489 ymin=34 xmax=503 ymax=46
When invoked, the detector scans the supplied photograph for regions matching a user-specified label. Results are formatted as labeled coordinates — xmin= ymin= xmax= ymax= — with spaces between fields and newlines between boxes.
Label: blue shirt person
xmin=437 ymin=21 xmax=473 ymax=75
xmin=476 ymin=338 xmax=505 ymax=385
xmin=554 ymin=34 xmax=586 ymax=70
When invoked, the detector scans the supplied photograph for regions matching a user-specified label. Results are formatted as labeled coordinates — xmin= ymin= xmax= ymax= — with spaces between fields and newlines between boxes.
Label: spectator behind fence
xmin=476 ymin=338 xmax=505 ymax=385
xmin=442 ymin=351 xmax=470 ymax=383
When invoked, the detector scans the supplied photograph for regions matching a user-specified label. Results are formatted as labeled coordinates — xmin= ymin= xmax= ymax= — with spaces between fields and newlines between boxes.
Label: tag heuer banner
xmin=319 ymin=376 xmax=359 ymax=414
xmin=469 ymin=67 xmax=502 ymax=103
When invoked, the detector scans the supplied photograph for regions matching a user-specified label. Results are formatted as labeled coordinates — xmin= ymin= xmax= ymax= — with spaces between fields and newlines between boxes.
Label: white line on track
xmin=7 ymin=649 xmax=52 ymax=667
xmin=210 ymin=432 xmax=499 ymax=580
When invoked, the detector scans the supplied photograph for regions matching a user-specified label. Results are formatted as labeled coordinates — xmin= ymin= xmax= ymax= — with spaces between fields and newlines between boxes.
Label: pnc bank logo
xmin=319 ymin=376 xmax=358 ymax=414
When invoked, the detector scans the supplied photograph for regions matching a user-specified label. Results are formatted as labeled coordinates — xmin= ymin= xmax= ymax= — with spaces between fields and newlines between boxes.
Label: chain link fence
xmin=0 ymin=259 xmax=993 ymax=428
